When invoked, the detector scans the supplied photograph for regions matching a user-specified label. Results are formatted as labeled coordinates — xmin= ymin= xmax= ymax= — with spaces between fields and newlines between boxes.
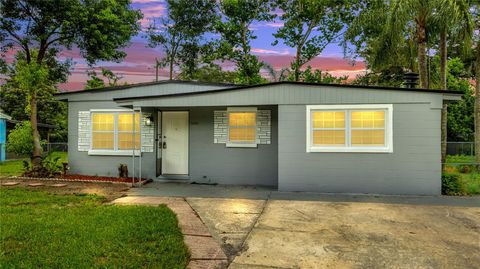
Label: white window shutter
xmin=78 ymin=111 xmax=91 ymax=152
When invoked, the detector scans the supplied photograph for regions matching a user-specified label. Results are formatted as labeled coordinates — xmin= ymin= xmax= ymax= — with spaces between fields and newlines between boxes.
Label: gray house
xmin=56 ymin=80 xmax=462 ymax=195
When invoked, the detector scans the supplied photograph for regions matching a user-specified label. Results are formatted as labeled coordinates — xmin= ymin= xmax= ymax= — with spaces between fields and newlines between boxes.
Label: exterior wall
xmin=278 ymin=103 xmax=442 ymax=195
xmin=68 ymin=102 xmax=277 ymax=186
xmin=68 ymin=101 xmax=156 ymax=179
xmin=187 ymin=106 xmax=278 ymax=186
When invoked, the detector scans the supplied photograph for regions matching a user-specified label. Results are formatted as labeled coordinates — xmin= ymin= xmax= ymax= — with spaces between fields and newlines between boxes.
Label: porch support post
xmin=132 ymin=108 xmax=136 ymax=187
xmin=139 ymin=107 xmax=142 ymax=185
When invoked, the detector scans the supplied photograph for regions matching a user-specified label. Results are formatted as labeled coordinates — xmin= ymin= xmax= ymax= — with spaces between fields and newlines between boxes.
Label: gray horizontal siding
xmin=277 ymin=104 xmax=441 ymax=195
xmin=188 ymin=106 xmax=278 ymax=186
xmin=68 ymin=102 xmax=277 ymax=185
xmin=127 ymin=84 xmax=446 ymax=109
xmin=68 ymin=101 xmax=156 ymax=178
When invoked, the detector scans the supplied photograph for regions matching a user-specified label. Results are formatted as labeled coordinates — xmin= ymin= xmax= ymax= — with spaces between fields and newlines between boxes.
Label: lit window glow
xmin=91 ymin=112 xmax=140 ymax=151
xmin=307 ymin=105 xmax=392 ymax=153
xmin=228 ymin=112 xmax=256 ymax=143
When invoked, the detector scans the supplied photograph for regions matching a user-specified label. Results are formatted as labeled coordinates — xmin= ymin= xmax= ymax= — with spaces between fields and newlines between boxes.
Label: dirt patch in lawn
xmin=0 ymin=178 xmax=129 ymax=201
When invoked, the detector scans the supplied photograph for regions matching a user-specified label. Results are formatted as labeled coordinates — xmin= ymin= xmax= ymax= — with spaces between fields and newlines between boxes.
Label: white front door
xmin=161 ymin=111 xmax=189 ymax=175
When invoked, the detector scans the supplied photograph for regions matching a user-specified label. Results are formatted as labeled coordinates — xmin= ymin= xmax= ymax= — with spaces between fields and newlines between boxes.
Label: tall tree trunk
xmin=440 ymin=30 xmax=448 ymax=168
xmin=169 ymin=59 xmax=173 ymax=80
xmin=475 ymin=43 xmax=480 ymax=167
xmin=416 ymin=20 xmax=428 ymax=88
xmin=30 ymin=92 xmax=43 ymax=170
xmin=294 ymin=43 xmax=302 ymax=82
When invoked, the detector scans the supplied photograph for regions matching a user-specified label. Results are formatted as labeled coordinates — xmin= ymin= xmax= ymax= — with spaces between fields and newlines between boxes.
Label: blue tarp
xmin=0 ymin=119 xmax=6 ymax=161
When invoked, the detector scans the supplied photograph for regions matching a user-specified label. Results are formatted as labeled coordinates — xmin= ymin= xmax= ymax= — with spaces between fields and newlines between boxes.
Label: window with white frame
xmin=227 ymin=107 xmax=257 ymax=147
xmin=90 ymin=111 xmax=140 ymax=154
xmin=306 ymin=105 xmax=393 ymax=153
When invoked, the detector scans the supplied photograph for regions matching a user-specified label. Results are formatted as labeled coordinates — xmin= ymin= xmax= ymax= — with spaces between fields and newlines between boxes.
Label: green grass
xmin=0 ymin=187 xmax=189 ymax=268
xmin=446 ymin=155 xmax=475 ymax=164
xmin=445 ymin=155 xmax=479 ymax=195
xmin=0 ymin=151 xmax=68 ymax=177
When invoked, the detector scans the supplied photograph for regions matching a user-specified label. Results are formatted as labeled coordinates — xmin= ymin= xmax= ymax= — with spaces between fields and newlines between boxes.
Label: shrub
xmin=442 ymin=174 xmax=466 ymax=196
xmin=6 ymin=121 xmax=34 ymax=156
xmin=22 ymin=153 xmax=63 ymax=178
xmin=457 ymin=165 xmax=476 ymax=174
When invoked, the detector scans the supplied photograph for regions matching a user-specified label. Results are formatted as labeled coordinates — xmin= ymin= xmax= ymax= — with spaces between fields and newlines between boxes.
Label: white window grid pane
xmin=228 ymin=111 xmax=257 ymax=144
xmin=350 ymin=110 xmax=386 ymax=147
xmin=311 ymin=110 xmax=346 ymax=147
xmin=91 ymin=112 xmax=140 ymax=151
xmin=310 ymin=109 xmax=389 ymax=149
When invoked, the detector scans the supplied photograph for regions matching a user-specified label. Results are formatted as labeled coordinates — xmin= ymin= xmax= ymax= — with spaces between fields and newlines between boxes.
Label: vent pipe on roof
xmin=404 ymin=72 xmax=419 ymax=88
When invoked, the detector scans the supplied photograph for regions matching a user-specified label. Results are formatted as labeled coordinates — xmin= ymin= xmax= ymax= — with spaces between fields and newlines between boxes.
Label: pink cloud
xmin=251 ymin=48 xmax=291 ymax=55
xmin=141 ymin=4 xmax=167 ymax=18
xmin=132 ymin=0 xmax=164 ymax=3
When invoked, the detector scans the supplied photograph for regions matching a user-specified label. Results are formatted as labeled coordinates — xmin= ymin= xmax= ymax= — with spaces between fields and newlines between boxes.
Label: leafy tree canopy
xmin=146 ymin=0 xmax=217 ymax=80
xmin=274 ymin=0 xmax=359 ymax=81
xmin=177 ymin=64 xmax=237 ymax=84
xmin=85 ymin=68 xmax=125 ymax=89
xmin=215 ymin=0 xmax=274 ymax=84
xmin=0 ymin=0 xmax=143 ymax=65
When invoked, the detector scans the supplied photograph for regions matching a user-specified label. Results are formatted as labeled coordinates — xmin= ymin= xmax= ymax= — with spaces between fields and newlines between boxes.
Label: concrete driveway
xmin=228 ymin=200 xmax=480 ymax=269
xmin=133 ymin=183 xmax=480 ymax=268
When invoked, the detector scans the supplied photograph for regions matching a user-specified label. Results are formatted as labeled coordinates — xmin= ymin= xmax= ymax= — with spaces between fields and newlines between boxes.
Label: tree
xmin=442 ymin=58 xmax=475 ymax=142
xmin=273 ymin=0 xmax=357 ymax=81
xmin=146 ymin=0 xmax=217 ymax=80
xmin=177 ymin=64 xmax=237 ymax=83
xmin=432 ymin=0 xmax=473 ymax=165
xmin=6 ymin=121 xmax=45 ymax=156
xmin=85 ymin=70 xmax=106 ymax=90
xmin=0 ymin=0 xmax=142 ymax=169
xmin=1 ymin=50 xmax=69 ymax=142
xmin=347 ymin=0 xmax=438 ymax=88
xmin=343 ymin=0 xmax=417 ymax=86
xmin=216 ymin=0 xmax=274 ymax=84
xmin=352 ymin=67 xmax=407 ymax=87
xmin=472 ymin=1 xmax=480 ymax=166
xmin=85 ymin=68 xmax=125 ymax=89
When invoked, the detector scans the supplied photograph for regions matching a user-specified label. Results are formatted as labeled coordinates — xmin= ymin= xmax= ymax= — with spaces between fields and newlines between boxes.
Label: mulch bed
xmin=3 ymin=175 xmax=150 ymax=185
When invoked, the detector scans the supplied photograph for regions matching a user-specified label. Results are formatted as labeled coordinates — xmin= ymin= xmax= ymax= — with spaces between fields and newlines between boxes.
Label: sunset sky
xmin=4 ymin=0 xmax=367 ymax=91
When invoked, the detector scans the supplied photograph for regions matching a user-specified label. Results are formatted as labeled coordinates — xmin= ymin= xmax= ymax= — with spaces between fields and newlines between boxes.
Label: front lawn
xmin=0 ymin=151 xmax=68 ymax=177
xmin=0 ymin=187 xmax=189 ymax=268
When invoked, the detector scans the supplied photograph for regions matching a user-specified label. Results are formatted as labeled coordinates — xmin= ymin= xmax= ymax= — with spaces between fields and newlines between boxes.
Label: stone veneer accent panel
xmin=213 ymin=111 xmax=228 ymax=143
xmin=213 ymin=110 xmax=271 ymax=145
xmin=77 ymin=111 xmax=154 ymax=152
xmin=256 ymin=110 xmax=271 ymax=144
xmin=78 ymin=111 xmax=91 ymax=152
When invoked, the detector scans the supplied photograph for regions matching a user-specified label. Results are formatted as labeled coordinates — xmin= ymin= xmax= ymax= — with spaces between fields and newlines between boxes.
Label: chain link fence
xmin=5 ymin=142 xmax=68 ymax=160
xmin=447 ymin=142 xmax=475 ymax=157
xmin=445 ymin=142 xmax=477 ymax=165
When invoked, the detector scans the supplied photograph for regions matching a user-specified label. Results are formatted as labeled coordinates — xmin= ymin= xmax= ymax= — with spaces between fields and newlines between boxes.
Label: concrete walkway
xmin=112 ymin=196 xmax=228 ymax=269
